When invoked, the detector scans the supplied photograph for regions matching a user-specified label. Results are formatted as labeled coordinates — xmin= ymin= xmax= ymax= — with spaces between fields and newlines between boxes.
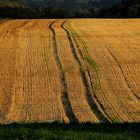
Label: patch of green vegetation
xmin=69 ymin=28 xmax=102 ymax=91
xmin=85 ymin=56 xmax=97 ymax=69
xmin=73 ymin=32 xmax=79 ymax=36
xmin=94 ymin=82 xmax=101 ymax=91
xmin=0 ymin=123 xmax=139 ymax=140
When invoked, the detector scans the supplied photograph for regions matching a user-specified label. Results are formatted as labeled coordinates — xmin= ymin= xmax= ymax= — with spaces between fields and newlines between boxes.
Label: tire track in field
xmin=61 ymin=20 xmax=110 ymax=123
xmin=104 ymin=45 xmax=140 ymax=101
xmin=49 ymin=21 xmax=78 ymax=123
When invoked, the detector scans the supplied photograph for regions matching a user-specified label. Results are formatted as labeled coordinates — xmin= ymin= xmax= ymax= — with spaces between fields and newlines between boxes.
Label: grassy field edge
xmin=0 ymin=122 xmax=139 ymax=140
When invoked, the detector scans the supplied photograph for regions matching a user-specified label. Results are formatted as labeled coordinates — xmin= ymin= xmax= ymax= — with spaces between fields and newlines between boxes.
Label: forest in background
xmin=0 ymin=0 xmax=140 ymax=18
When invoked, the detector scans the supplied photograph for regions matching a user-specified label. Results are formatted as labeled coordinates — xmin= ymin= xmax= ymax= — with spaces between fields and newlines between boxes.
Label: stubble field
xmin=0 ymin=19 xmax=140 ymax=124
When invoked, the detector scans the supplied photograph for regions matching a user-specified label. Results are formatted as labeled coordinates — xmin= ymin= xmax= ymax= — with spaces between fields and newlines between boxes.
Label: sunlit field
xmin=0 ymin=19 xmax=140 ymax=139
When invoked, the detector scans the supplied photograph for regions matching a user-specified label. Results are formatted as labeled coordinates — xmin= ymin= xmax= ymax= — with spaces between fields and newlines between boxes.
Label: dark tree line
xmin=0 ymin=0 xmax=140 ymax=18
xmin=96 ymin=0 xmax=140 ymax=18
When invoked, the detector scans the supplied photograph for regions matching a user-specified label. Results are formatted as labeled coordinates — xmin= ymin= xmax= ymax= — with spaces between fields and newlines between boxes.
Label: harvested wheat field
xmin=0 ymin=19 xmax=140 ymax=124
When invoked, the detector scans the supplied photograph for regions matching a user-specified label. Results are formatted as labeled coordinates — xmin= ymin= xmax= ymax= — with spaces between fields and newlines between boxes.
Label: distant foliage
xmin=0 ymin=1 xmax=40 ymax=18
xmin=0 ymin=0 xmax=139 ymax=18
xmin=98 ymin=0 xmax=140 ymax=18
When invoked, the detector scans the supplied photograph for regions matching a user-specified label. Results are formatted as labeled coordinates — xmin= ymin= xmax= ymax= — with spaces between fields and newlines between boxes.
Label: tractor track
xmin=49 ymin=20 xmax=78 ymax=123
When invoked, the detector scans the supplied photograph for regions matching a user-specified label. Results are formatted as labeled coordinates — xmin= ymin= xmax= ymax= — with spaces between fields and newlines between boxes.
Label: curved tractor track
xmin=49 ymin=21 xmax=78 ymax=123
